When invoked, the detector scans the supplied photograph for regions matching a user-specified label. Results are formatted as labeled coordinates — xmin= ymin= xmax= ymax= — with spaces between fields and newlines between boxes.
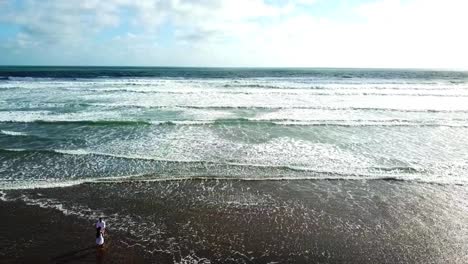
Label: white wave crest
xmin=0 ymin=130 xmax=29 ymax=136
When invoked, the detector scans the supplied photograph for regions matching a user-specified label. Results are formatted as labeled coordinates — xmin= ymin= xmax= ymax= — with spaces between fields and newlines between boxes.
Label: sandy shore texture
xmin=1 ymin=179 xmax=468 ymax=263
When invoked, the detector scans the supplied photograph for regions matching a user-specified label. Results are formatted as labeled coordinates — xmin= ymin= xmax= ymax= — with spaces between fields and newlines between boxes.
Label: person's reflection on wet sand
xmin=96 ymin=244 xmax=106 ymax=264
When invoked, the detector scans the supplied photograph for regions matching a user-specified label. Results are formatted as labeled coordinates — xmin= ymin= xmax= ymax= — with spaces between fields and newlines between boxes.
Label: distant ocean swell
xmin=1 ymin=118 xmax=468 ymax=127
xmin=3 ymin=104 xmax=468 ymax=112
xmin=33 ymin=88 xmax=468 ymax=97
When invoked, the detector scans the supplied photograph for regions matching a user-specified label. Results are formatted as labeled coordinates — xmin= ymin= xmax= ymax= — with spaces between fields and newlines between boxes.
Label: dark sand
xmin=1 ymin=179 xmax=467 ymax=263
xmin=0 ymin=199 xmax=149 ymax=263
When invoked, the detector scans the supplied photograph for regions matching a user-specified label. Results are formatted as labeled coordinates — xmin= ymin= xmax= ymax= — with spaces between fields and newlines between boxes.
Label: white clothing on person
xmin=96 ymin=220 xmax=106 ymax=230
xmin=96 ymin=233 xmax=104 ymax=246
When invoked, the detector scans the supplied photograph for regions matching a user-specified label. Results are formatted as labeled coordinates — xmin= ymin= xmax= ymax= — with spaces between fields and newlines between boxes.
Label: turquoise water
xmin=1 ymin=67 xmax=468 ymax=189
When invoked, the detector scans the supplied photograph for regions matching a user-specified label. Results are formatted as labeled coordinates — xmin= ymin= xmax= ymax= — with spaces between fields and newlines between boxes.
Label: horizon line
xmin=0 ymin=65 xmax=466 ymax=71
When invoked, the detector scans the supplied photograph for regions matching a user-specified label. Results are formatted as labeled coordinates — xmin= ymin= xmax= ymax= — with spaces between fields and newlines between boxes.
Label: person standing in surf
xmin=96 ymin=227 xmax=104 ymax=247
xmin=96 ymin=217 xmax=106 ymax=234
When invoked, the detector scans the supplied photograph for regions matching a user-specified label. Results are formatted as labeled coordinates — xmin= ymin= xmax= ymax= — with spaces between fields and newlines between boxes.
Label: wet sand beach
xmin=1 ymin=179 xmax=467 ymax=263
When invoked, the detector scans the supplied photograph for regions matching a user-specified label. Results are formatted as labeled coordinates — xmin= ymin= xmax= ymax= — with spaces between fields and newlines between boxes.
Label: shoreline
xmin=1 ymin=179 xmax=468 ymax=263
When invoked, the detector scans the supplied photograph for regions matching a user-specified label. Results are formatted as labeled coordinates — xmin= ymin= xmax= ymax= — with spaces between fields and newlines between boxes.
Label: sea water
xmin=1 ymin=67 xmax=468 ymax=189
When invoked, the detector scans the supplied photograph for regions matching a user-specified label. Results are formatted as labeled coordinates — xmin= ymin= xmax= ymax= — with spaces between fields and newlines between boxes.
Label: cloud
xmin=1 ymin=0 xmax=467 ymax=68
xmin=1 ymin=0 xmax=291 ymax=43
xmin=350 ymin=0 xmax=468 ymax=68
xmin=0 ymin=0 xmax=124 ymax=46
xmin=222 ymin=0 xmax=468 ymax=68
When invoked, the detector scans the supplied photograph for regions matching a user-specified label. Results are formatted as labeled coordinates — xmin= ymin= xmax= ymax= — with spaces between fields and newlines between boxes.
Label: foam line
xmin=1 ymin=172 xmax=466 ymax=191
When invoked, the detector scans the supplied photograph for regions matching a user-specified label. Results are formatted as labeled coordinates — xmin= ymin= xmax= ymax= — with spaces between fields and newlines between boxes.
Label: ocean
xmin=1 ymin=67 xmax=468 ymax=263
xmin=1 ymin=67 xmax=468 ymax=188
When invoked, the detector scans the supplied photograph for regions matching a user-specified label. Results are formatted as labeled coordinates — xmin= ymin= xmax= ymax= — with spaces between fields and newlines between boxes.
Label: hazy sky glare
xmin=0 ymin=0 xmax=467 ymax=68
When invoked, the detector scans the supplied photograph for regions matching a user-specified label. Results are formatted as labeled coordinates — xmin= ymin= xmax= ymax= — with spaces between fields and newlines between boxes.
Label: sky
xmin=0 ymin=0 xmax=467 ymax=68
